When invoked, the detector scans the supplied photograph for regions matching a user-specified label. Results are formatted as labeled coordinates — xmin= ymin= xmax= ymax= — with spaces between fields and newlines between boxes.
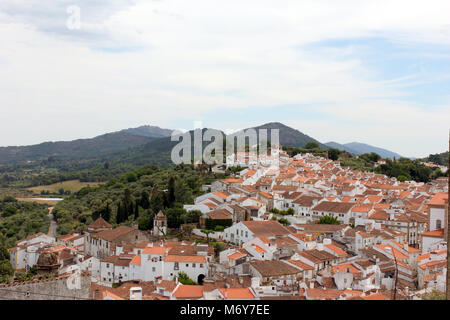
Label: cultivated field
xmin=27 ymin=180 xmax=100 ymax=195
xmin=15 ymin=197 xmax=61 ymax=205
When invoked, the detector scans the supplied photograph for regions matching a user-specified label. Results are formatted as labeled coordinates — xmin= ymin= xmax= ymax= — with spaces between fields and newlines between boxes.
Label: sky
xmin=0 ymin=0 xmax=449 ymax=158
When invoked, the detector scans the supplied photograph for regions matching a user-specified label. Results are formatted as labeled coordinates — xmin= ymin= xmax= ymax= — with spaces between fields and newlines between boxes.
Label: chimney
xmin=130 ymin=287 xmax=142 ymax=300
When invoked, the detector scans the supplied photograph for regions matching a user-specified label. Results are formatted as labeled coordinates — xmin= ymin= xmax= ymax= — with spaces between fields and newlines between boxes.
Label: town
xmin=2 ymin=149 xmax=448 ymax=300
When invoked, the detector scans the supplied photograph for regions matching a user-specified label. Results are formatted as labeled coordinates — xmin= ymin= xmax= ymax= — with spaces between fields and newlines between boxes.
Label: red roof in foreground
xmin=362 ymin=292 xmax=390 ymax=300
xmin=218 ymin=288 xmax=255 ymax=299
xmin=172 ymin=285 xmax=204 ymax=299
xmin=421 ymin=229 xmax=444 ymax=238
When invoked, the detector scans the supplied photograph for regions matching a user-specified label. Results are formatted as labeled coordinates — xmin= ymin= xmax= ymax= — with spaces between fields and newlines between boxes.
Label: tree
xmin=317 ymin=216 xmax=340 ymax=224
xmin=286 ymin=208 xmax=295 ymax=215
xmin=0 ymin=244 xmax=10 ymax=261
xmin=2 ymin=205 xmax=18 ymax=217
xmin=305 ymin=142 xmax=319 ymax=150
xmin=277 ymin=217 xmax=291 ymax=226
xmin=174 ymin=179 xmax=193 ymax=204
xmin=328 ymin=148 xmax=340 ymax=161
xmin=168 ymin=176 xmax=176 ymax=207
xmin=0 ymin=260 xmax=14 ymax=284
xmin=134 ymin=202 xmax=139 ymax=220
xmin=176 ymin=272 xmax=198 ymax=285
xmin=140 ymin=190 xmax=150 ymax=209
xmin=138 ymin=216 xmax=152 ymax=230
xmin=116 ymin=202 xmax=125 ymax=224
xmin=103 ymin=202 xmax=111 ymax=222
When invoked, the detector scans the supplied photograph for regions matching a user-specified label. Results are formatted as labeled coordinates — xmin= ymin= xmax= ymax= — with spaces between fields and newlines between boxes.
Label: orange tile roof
xmin=218 ymin=288 xmax=255 ymax=299
xmin=251 ymin=244 xmax=266 ymax=253
xmin=130 ymin=255 xmax=141 ymax=266
xmin=213 ymin=191 xmax=228 ymax=200
xmin=228 ymin=252 xmax=247 ymax=260
xmin=49 ymin=245 xmax=66 ymax=253
xmin=362 ymin=292 xmax=389 ymax=300
xmin=420 ymin=229 xmax=444 ymax=238
xmin=429 ymin=192 xmax=448 ymax=206
xmin=417 ymin=250 xmax=447 ymax=262
xmin=375 ymin=244 xmax=408 ymax=260
xmin=325 ymin=244 xmax=348 ymax=257
xmin=374 ymin=203 xmax=390 ymax=210
xmin=332 ymin=264 xmax=360 ymax=274
xmin=172 ymin=285 xmax=203 ymax=299
xmin=103 ymin=290 xmax=125 ymax=300
xmin=351 ymin=205 xmax=372 ymax=213
xmin=287 ymin=259 xmax=314 ymax=270
xmin=143 ymin=246 xmax=167 ymax=255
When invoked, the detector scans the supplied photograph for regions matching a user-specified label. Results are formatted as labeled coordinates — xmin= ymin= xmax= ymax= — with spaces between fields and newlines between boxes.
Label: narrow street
xmin=47 ymin=207 xmax=57 ymax=237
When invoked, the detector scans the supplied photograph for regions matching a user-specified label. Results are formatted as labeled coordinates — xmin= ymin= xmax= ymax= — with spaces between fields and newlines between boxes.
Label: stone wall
xmin=0 ymin=272 xmax=91 ymax=300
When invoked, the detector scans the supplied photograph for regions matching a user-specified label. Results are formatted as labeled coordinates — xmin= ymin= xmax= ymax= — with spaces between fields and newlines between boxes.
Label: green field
xmin=27 ymin=180 xmax=100 ymax=195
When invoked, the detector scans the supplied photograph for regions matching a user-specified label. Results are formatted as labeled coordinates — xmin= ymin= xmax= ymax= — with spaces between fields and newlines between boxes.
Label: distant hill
xmin=0 ymin=122 xmax=408 ymax=168
xmin=236 ymin=122 xmax=328 ymax=149
xmin=0 ymin=131 xmax=156 ymax=165
xmin=120 ymin=125 xmax=173 ymax=138
xmin=324 ymin=141 xmax=359 ymax=155
xmin=325 ymin=141 xmax=404 ymax=159
xmin=421 ymin=151 xmax=449 ymax=166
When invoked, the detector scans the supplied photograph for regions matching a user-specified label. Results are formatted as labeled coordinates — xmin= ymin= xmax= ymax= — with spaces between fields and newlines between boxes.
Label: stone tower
xmin=153 ymin=210 xmax=167 ymax=237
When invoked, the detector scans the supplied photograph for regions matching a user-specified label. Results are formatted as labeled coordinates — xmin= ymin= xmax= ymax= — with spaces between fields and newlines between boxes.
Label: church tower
xmin=153 ymin=210 xmax=167 ymax=237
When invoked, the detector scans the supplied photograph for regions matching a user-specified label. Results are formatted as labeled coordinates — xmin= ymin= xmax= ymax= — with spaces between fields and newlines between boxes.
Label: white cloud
xmin=0 ymin=0 xmax=449 ymax=157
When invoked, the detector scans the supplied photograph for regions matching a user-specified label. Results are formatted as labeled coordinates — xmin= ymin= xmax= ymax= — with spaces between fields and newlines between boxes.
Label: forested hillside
xmin=52 ymin=164 xmax=228 ymax=236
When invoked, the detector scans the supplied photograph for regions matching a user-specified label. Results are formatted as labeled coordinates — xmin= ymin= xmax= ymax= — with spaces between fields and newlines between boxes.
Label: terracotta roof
xmin=207 ymin=209 xmax=232 ymax=220
xmin=421 ymin=229 xmax=444 ymax=238
xmin=88 ymin=217 xmax=112 ymax=229
xmin=94 ymin=226 xmax=136 ymax=242
xmin=143 ymin=246 xmax=167 ymax=255
xmin=312 ymin=201 xmax=355 ymax=213
xmin=241 ymin=221 xmax=291 ymax=237
xmin=130 ymin=255 xmax=141 ymax=266
xmin=333 ymin=264 xmax=360 ymax=274
xmin=249 ymin=260 xmax=302 ymax=277
xmin=157 ymin=280 xmax=177 ymax=292
xmin=218 ymin=288 xmax=255 ymax=299
xmin=228 ymin=252 xmax=247 ymax=260
xmin=325 ymin=244 xmax=348 ymax=257
xmin=306 ymin=288 xmax=343 ymax=300
xmin=164 ymin=255 xmax=206 ymax=263
xmin=172 ymin=285 xmax=204 ymax=299
xmin=287 ymin=259 xmax=314 ymax=271
xmin=362 ymin=292 xmax=390 ymax=300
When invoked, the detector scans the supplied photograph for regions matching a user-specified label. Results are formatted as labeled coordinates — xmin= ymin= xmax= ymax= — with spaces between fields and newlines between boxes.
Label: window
xmin=193 ymin=263 xmax=196 ymax=268
xmin=174 ymin=262 xmax=179 ymax=270
xmin=106 ymin=263 xmax=110 ymax=268
xmin=436 ymin=219 xmax=442 ymax=229
xmin=186 ymin=264 xmax=189 ymax=267
xmin=152 ymin=267 xmax=156 ymax=272
xmin=200 ymin=264 xmax=204 ymax=268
